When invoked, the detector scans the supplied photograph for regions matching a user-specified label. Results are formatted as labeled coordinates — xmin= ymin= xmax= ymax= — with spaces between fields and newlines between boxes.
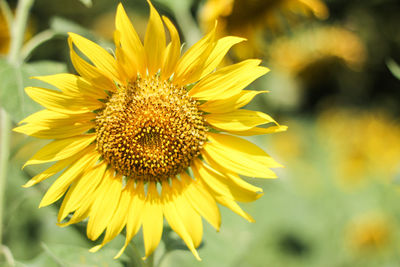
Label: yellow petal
xmin=191 ymin=162 xmax=255 ymax=222
xmin=14 ymin=121 xmax=94 ymax=139
xmin=161 ymin=180 xmax=201 ymax=260
xmin=113 ymin=30 xmax=131 ymax=81
xmin=189 ymin=59 xmax=268 ymax=101
xmin=115 ymin=180 xmax=145 ymax=259
xmin=39 ymin=147 xmax=100 ymax=207
xmin=24 ymin=135 xmax=96 ymax=167
xmin=161 ymin=16 xmax=181 ymax=80
xmin=172 ymin=178 xmax=203 ymax=248
xmin=142 ymin=182 xmax=163 ymax=259
xmin=57 ymin=181 xmax=77 ymax=222
xmin=180 ymin=172 xmax=221 ymax=231
xmin=58 ymin=185 xmax=96 ymax=227
xmin=32 ymin=74 xmax=108 ymax=99
xmin=18 ymin=109 xmax=95 ymax=125
xmin=58 ymin=161 xmax=107 ymax=222
xmin=115 ymin=3 xmax=146 ymax=77
xmin=199 ymin=36 xmax=246 ymax=79
xmin=87 ymin=170 xmax=123 ymax=241
xmin=91 ymin=183 xmax=131 ymax=252
xmin=15 ymin=109 xmax=95 ymax=139
xmin=192 ymin=159 xmax=263 ymax=203
xmin=68 ymin=32 xmax=121 ymax=82
xmin=68 ymin=38 xmax=116 ymax=91
xmin=229 ymin=125 xmax=288 ymax=136
xmin=144 ymin=0 xmax=165 ymax=76
xmin=202 ymin=133 xmax=281 ymax=178
xmin=174 ymin=24 xmax=216 ymax=86
xmin=199 ymin=90 xmax=267 ymax=113
xmin=213 ymin=193 xmax=255 ymax=222
xmin=22 ymin=151 xmax=86 ymax=188
xmin=25 ymin=87 xmax=103 ymax=114
xmin=205 ymin=109 xmax=278 ymax=132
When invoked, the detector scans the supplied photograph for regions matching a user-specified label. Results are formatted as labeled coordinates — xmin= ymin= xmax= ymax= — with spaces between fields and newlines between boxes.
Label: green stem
xmin=0 ymin=0 xmax=35 ymax=251
xmin=21 ymin=29 xmax=56 ymax=60
xmin=0 ymin=109 xmax=11 ymax=245
xmin=8 ymin=0 xmax=35 ymax=66
xmin=173 ymin=7 xmax=201 ymax=47
xmin=0 ymin=245 xmax=15 ymax=267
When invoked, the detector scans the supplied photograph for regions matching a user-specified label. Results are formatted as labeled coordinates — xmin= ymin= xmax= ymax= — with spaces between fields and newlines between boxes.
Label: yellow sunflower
xmin=346 ymin=212 xmax=392 ymax=253
xmin=14 ymin=1 xmax=286 ymax=260
xmin=317 ymin=108 xmax=400 ymax=187
xmin=0 ymin=6 xmax=10 ymax=54
xmin=268 ymin=26 xmax=366 ymax=75
xmin=200 ymin=0 xmax=329 ymax=58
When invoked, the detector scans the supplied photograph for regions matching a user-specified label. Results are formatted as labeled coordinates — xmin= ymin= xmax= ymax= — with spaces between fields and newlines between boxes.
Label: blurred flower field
xmin=1 ymin=0 xmax=400 ymax=266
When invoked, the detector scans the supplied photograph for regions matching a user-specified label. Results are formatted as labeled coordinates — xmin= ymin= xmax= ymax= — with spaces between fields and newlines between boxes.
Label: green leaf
xmin=19 ymin=243 xmax=126 ymax=267
xmin=0 ymin=59 xmax=67 ymax=123
xmin=386 ymin=58 xmax=400 ymax=80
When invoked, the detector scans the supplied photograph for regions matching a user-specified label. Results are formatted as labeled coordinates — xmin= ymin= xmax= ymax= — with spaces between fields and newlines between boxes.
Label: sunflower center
xmin=95 ymin=76 xmax=207 ymax=181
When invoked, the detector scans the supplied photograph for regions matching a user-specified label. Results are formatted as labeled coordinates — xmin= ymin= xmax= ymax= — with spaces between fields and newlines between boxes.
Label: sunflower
xmin=0 ymin=6 xmax=34 ymax=55
xmin=0 ymin=7 xmax=10 ymax=54
xmin=14 ymin=1 xmax=286 ymax=260
xmin=317 ymin=108 xmax=400 ymax=187
xmin=346 ymin=212 xmax=392 ymax=253
xmin=268 ymin=26 xmax=366 ymax=75
xmin=199 ymin=0 xmax=329 ymax=58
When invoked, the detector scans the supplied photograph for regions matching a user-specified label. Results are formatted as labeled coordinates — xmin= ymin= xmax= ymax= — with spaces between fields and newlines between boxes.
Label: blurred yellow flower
xmin=346 ymin=212 xmax=392 ymax=252
xmin=317 ymin=108 xmax=400 ymax=187
xmin=15 ymin=0 xmax=286 ymax=260
xmin=0 ymin=8 xmax=10 ymax=54
xmin=200 ymin=0 xmax=329 ymax=58
xmin=0 ymin=6 xmax=34 ymax=55
xmin=268 ymin=26 xmax=366 ymax=74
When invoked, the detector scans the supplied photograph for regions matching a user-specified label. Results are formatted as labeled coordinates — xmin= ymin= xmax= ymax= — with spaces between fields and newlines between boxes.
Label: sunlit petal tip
xmin=255 ymin=192 xmax=264 ymax=200
xmin=89 ymin=245 xmax=102 ymax=253
xmin=262 ymin=66 xmax=271 ymax=74
xmin=144 ymin=0 xmax=166 ymax=76
xmin=21 ymin=181 xmax=34 ymax=188
xmin=115 ymin=4 xmax=130 ymax=27
xmin=56 ymin=221 xmax=76 ymax=228
xmin=67 ymin=32 xmax=79 ymax=40
xmin=193 ymin=251 xmax=202 ymax=261
xmin=38 ymin=200 xmax=47 ymax=209
xmin=161 ymin=15 xmax=170 ymax=22
xmin=114 ymin=245 xmax=128 ymax=260
xmin=279 ymin=125 xmax=289 ymax=132
xmin=223 ymin=36 xmax=247 ymax=44
xmin=12 ymin=125 xmax=23 ymax=132
xmin=146 ymin=0 xmax=154 ymax=7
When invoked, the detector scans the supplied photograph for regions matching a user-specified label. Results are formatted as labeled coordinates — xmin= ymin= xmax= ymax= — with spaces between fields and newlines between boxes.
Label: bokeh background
xmin=1 ymin=0 xmax=400 ymax=266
